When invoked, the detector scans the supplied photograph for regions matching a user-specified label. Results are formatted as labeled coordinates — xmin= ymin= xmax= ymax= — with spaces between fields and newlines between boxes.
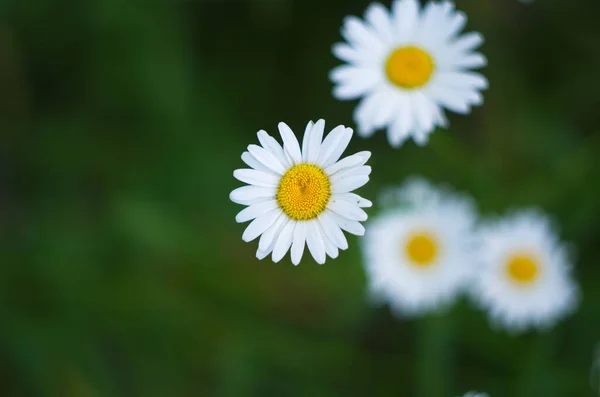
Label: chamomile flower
xmin=471 ymin=210 xmax=579 ymax=332
xmin=361 ymin=178 xmax=477 ymax=316
xmin=331 ymin=0 xmax=488 ymax=147
xmin=230 ymin=120 xmax=372 ymax=265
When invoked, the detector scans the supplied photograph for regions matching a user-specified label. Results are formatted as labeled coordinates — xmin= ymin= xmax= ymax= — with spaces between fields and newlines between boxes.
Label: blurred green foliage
xmin=1 ymin=0 xmax=600 ymax=396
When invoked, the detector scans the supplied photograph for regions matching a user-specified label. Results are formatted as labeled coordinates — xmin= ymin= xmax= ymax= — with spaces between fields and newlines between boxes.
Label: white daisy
xmin=459 ymin=392 xmax=489 ymax=397
xmin=229 ymin=120 xmax=372 ymax=265
xmin=471 ymin=210 xmax=579 ymax=332
xmin=330 ymin=0 xmax=488 ymax=147
xmin=361 ymin=178 xmax=477 ymax=316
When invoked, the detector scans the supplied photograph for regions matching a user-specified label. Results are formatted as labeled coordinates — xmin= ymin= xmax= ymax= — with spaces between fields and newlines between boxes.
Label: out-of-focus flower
xmin=460 ymin=392 xmax=489 ymax=397
xmin=471 ymin=210 xmax=579 ymax=332
xmin=361 ymin=178 xmax=477 ymax=316
xmin=330 ymin=0 xmax=488 ymax=147
xmin=230 ymin=120 xmax=372 ymax=265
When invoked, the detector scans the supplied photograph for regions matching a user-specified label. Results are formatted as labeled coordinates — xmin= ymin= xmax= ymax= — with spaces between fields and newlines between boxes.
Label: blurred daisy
xmin=331 ymin=0 xmax=488 ymax=147
xmin=471 ymin=210 xmax=579 ymax=332
xmin=230 ymin=120 xmax=372 ymax=265
xmin=460 ymin=393 xmax=489 ymax=397
xmin=361 ymin=178 xmax=477 ymax=315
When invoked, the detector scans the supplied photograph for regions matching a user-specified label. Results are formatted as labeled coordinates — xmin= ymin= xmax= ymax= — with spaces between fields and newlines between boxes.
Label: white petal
xmin=452 ymin=31 xmax=484 ymax=52
xmin=458 ymin=90 xmax=484 ymax=106
xmin=303 ymin=121 xmax=314 ymax=138
xmin=333 ymin=193 xmax=372 ymax=208
xmin=241 ymin=151 xmax=276 ymax=175
xmin=356 ymin=151 xmax=372 ymax=166
xmin=365 ymin=2 xmax=394 ymax=44
xmin=322 ymin=231 xmax=339 ymax=259
xmin=307 ymin=119 xmax=324 ymax=164
xmin=301 ymin=121 xmax=314 ymax=163
xmin=321 ymin=128 xmax=353 ymax=168
xmin=330 ymin=65 xmax=382 ymax=86
xmin=258 ymin=213 xmax=288 ymax=251
xmin=256 ymin=247 xmax=272 ymax=260
xmin=412 ymin=129 xmax=430 ymax=146
xmin=328 ymin=200 xmax=368 ymax=221
xmin=242 ymin=209 xmax=281 ymax=242
xmin=318 ymin=211 xmax=349 ymax=250
xmin=332 ymin=43 xmax=364 ymax=64
xmin=248 ymin=144 xmax=286 ymax=175
xmin=387 ymin=119 xmax=410 ymax=148
xmin=272 ymin=220 xmax=296 ymax=262
xmin=306 ymin=221 xmax=326 ymax=264
xmin=437 ymin=71 xmax=489 ymax=90
xmin=418 ymin=1 xmax=442 ymax=45
xmin=317 ymin=125 xmax=346 ymax=166
xmin=445 ymin=10 xmax=467 ymax=39
xmin=233 ymin=169 xmax=280 ymax=187
xmin=392 ymin=0 xmax=419 ymax=37
xmin=426 ymin=85 xmax=471 ymax=114
xmin=386 ymin=94 xmax=413 ymax=147
xmin=330 ymin=165 xmax=371 ymax=185
xmin=342 ymin=16 xmax=386 ymax=54
xmin=230 ymin=186 xmax=275 ymax=205
xmin=235 ymin=200 xmax=279 ymax=223
xmin=291 ymin=222 xmax=307 ymax=265
xmin=333 ymin=72 xmax=382 ymax=100
xmin=412 ymin=92 xmax=435 ymax=135
xmin=257 ymin=130 xmax=290 ymax=168
xmin=354 ymin=92 xmax=384 ymax=137
xmin=332 ymin=175 xmax=369 ymax=194
xmin=450 ymin=53 xmax=487 ymax=69
xmin=328 ymin=211 xmax=366 ymax=236
xmin=432 ymin=104 xmax=449 ymax=128
xmin=278 ymin=122 xmax=302 ymax=165
xmin=325 ymin=151 xmax=368 ymax=175
xmin=371 ymin=92 xmax=398 ymax=128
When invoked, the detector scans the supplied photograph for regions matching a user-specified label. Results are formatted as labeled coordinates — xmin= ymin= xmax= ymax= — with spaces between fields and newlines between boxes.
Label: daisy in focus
xmin=331 ymin=0 xmax=488 ymax=147
xmin=361 ymin=178 xmax=477 ymax=316
xmin=230 ymin=120 xmax=372 ymax=265
xmin=471 ymin=210 xmax=579 ymax=332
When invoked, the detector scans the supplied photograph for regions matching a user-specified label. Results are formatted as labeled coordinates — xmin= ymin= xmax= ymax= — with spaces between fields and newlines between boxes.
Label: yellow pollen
xmin=506 ymin=254 xmax=539 ymax=285
xmin=276 ymin=164 xmax=331 ymax=221
xmin=385 ymin=46 xmax=435 ymax=89
xmin=405 ymin=232 xmax=438 ymax=267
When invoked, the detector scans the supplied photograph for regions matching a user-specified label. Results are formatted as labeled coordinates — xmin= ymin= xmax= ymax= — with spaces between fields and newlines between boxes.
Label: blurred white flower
xmin=460 ymin=392 xmax=489 ymax=397
xmin=471 ymin=210 xmax=579 ymax=332
xmin=331 ymin=0 xmax=488 ymax=147
xmin=230 ymin=120 xmax=372 ymax=265
xmin=361 ymin=178 xmax=477 ymax=316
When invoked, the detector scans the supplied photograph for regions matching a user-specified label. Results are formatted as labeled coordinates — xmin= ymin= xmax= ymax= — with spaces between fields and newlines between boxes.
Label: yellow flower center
xmin=506 ymin=253 xmax=539 ymax=285
xmin=276 ymin=164 xmax=331 ymax=221
xmin=405 ymin=232 xmax=438 ymax=267
xmin=385 ymin=46 xmax=435 ymax=89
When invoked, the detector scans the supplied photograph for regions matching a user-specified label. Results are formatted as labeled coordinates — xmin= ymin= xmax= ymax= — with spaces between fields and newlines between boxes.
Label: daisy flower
xmin=229 ymin=120 xmax=372 ymax=265
xmin=471 ymin=210 xmax=579 ymax=332
xmin=361 ymin=178 xmax=477 ymax=316
xmin=331 ymin=0 xmax=488 ymax=147
xmin=459 ymin=393 xmax=489 ymax=397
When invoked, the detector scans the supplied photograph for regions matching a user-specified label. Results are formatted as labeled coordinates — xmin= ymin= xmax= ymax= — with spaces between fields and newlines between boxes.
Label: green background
xmin=1 ymin=0 xmax=600 ymax=396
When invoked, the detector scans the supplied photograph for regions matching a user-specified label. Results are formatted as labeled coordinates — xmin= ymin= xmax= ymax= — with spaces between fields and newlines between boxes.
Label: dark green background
xmin=1 ymin=0 xmax=600 ymax=396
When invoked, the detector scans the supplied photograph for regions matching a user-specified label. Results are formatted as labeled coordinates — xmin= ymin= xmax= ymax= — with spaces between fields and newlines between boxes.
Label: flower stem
xmin=416 ymin=312 xmax=456 ymax=397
